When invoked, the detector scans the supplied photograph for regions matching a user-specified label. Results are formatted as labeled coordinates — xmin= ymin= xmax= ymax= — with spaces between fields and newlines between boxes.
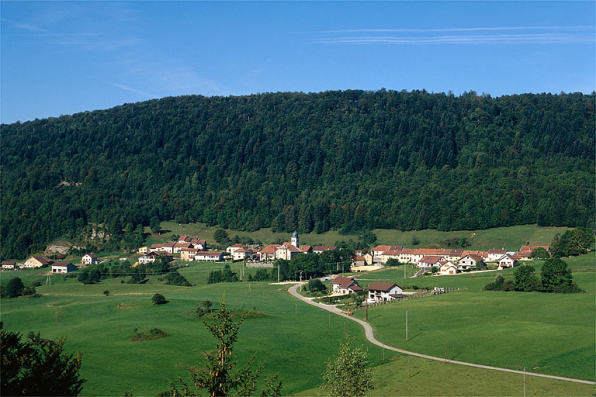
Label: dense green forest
xmin=1 ymin=90 xmax=594 ymax=258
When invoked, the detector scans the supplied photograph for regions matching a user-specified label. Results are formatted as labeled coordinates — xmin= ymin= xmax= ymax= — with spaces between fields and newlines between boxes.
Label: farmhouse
xmin=52 ymin=262 xmax=77 ymax=273
xmin=331 ymin=277 xmax=363 ymax=294
xmin=232 ymin=248 xmax=252 ymax=261
xmin=439 ymin=261 xmax=459 ymax=275
xmin=487 ymin=249 xmax=507 ymax=262
xmin=417 ymin=255 xmax=445 ymax=269
xmin=379 ymin=249 xmax=404 ymax=264
xmin=24 ymin=256 xmax=53 ymax=268
xmin=497 ymin=254 xmax=518 ymax=269
xmin=2 ymin=261 xmax=17 ymax=270
xmin=180 ymin=248 xmax=198 ymax=261
xmin=190 ymin=238 xmax=207 ymax=250
xmin=82 ymin=253 xmax=98 ymax=265
xmin=226 ymin=243 xmax=244 ymax=254
xmin=195 ymin=251 xmax=224 ymax=262
xmin=371 ymin=245 xmax=402 ymax=262
xmin=367 ymin=282 xmax=404 ymax=303
xmin=312 ymin=246 xmax=336 ymax=254
xmin=458 ymin=254 xmax=485 ymax=270
xmin=173 ymin=242 xmax=193 ymax=254
xmin=139 ymin=252 xmax=159 ymax=264
xmin=258 ymin=245 xmax=280 ymax=262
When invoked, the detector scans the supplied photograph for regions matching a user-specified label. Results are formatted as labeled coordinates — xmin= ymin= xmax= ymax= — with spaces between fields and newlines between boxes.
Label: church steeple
xmin=291 ymin=231 xmax=299 ymax=248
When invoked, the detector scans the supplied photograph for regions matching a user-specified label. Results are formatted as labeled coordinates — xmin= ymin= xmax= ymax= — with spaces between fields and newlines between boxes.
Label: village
xmin=1 ymin=230 xmax=550 ymax=304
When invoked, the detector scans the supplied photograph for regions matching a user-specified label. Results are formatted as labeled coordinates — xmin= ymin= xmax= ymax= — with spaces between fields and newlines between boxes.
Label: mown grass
xmin=352 ymin=253 xmax=596 ymax=381
xmin=297 ymin=354 xmax=594 ymax=396
xmin=1 ymin=280 xmax=388 ymax=396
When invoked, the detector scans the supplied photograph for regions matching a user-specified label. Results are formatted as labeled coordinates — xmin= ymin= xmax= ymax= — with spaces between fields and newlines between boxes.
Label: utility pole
xmin=404 ymin=263 xmax=406 ymax=278
xmin=366 ymin=304 xmax=369 ymax=321
xmin=406 ymin=309 xmax=408 ymax=341
xmin=299 ymin=270 xmax=303 ymax=291
xmin=277 ymin=264 xmax=280 ymax=283
xmin=524 ymin=366 xmax=526 ymax=397
xmin=329 ymin=314 xmax=331 ymax=330
xmin=408 ymin=355 xmax=410 ymax=378
xmin=295 ymin=303 xmax=297 ymax=316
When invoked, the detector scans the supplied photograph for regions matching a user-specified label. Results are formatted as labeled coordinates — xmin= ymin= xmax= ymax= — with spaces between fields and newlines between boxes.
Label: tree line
xmin=1 ymin=90 xmax=594 ymax=259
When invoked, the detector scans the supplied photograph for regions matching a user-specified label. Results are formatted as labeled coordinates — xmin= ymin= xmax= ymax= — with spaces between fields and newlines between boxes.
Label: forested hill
xmin=1 ymin=90 xmax=594 ymax=258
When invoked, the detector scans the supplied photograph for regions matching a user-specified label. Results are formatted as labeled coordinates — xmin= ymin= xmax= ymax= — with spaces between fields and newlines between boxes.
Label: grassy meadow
xmin=146 ymin=222 xmax=569 ymax=251
xmin=352 ymin=253 xmax=596 ymax=382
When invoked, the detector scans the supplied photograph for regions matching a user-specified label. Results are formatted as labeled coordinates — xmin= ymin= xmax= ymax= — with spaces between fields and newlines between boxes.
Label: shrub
xmin=308 ymin=279 xmax=326 ymax=293
xmin=130 ymin=328 xmax=168 ymax=342
xmin=152 ymin=293 xmax=168 ymax=305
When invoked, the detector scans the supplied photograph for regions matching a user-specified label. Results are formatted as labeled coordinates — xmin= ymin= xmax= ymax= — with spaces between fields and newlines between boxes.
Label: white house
xmin=174 ymin=242 xmax=193 ymax=254
xmin=139 ymin=252 xmax=160 ymax=264
xmin=2 ymin=261 xmax=17 ymax=270
xmin=458 ymin=254 xmax=485 ymax=271
xmin=498 ymin=254 xmax=518 ymax=269
xmin=82 ymin=254 xmax=98 ymax=265
xmin=367 ymin=282 xmax=404 ymax=303
xmin=488 ymin=249 xmax=507 ymax=262
xmin=24 ymin=256 xmax=53 ymax=268
xmin=226 ymin=244 xmax=244 ymax=254
xmin=331 ymin=277 xmax=363 ymax=294
xmin=232 ymin=249 xmax=251 ymax=261
xmin=439 ymin=261 xmax=459 ymax=275
xmin=161 ymin=243 xmax=176 ymax=254
xmin=195 ymin=251 xmax=224 ymax=262
xmin=417 ymin=256 xmax=445 ymax=269
xmin=52 ymin=262 xmax=77 ymax=273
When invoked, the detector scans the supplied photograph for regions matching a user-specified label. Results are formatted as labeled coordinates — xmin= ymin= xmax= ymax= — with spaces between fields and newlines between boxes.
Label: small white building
xmin=367 ymin=282 xmax=404 ymax=303
xmin=232 ymin=249 xmax=251 ymax=261
xmin=82 ymin=254 xmax=98 ymax=265
xmin=488 ymin=249 xmax=507 ymax=262
xmin=195 ymin=251 xmax=224 ymax=262
xmin=139 ymin=252 xmax=159 ymax=264
xmin=439 ymin=261 xmax=458 ymax=275
xmin=2 ymin=261 xmax=17 ymax=270
xmin=458 ymin=254 xmax=485 ymax=271
xmin=52 ymin=262 xmax=77 ymax=273
xmin=331 ymin=277 xmax=363 ymax=294
xmin=24 ymin=256 xmax=53 ymax=268
xmin=497 ymin=254 xmax=518 ymax=269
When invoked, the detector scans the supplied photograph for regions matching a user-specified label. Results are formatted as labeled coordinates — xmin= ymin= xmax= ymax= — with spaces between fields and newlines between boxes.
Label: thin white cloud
xmin=313 ymin=25 xmax=595 ymax=45
xmin=111 ymin=83 xmax=157 ymax=99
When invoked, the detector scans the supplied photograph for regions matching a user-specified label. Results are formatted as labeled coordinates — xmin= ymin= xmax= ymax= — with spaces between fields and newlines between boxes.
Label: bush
xmin=385 ymin=258 xmax=400 ymax=267
xmin=308 ymin=279 xmax=326 ymax=293
xmin=130 ymin=328 xmax=168 ymax=342
xmin=152 ymin=293 xmax=168 ymax=305
xmin=4 ymin=278 xmax=24 ymax=298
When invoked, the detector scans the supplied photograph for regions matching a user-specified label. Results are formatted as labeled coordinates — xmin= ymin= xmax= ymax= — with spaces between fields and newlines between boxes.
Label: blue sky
xmin=2 ymin=1 xmax=594 ymax=124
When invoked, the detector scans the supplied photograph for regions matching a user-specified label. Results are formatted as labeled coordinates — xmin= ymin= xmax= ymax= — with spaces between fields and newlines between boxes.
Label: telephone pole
xmin=406 ymin=309 xmax=408 ymax=341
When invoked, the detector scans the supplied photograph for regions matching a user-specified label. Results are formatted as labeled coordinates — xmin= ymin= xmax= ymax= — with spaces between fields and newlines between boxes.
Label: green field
xmin=147 ymin=223 xmax=569 ymax=252
xmin=352 ymin=253 xmax=596 ymax=382
xmin=1 ymin=254 xmax=593 ymax=395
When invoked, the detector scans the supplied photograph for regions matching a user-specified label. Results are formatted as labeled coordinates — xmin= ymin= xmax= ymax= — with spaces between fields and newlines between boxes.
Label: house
xmin=417 ymin=255 xmax=445 ymax=269
xmin=487 ymin=249 xmax=507 ymax=262
xmin=439 ymin=261 xmax=459 ymax=275
xmin=139 ymin=252 xmax=160 ymax=264
xmin=138 ymin=246 xmax=149 ymax=254
xmin=160 ymin=243 xmax=176 ymax=254
xmin=149 ymin=244 xmax=163 ymax=253
xmin=458 ymin=254 xmax=485 ymax=270
xmin=82 ymin=254 xmax=98 ymax=265
xmin=226 ymin=244 xmax=244 ymax=254
xmin=190 ymin=238 xmax=207 ymax=250
xmin=258 ymin=245 xmax=280 ymax=262
xmin=195 ymin=251 xmax=224 ymax=262
xmin=351 ymin=255 xmax=367 ymax=267
xmin=331 ymin=277 xmax=363 ymax=294
xmin=174 ymin=242 xmax=193 ymax=254
xmin=275 ymin=244 xmax=303 ymax=261
xmin=178 ymin=235 xmax=192 ymax=243
xmin=370 ymin=245 xmax=402 ymax=261
xmin=520 ymin=245 xmax=550 ymax=255
xmin=51 ymin=262 xmax=77 ymax=273
xmin=367 ymin=282 xmax=404 ymax=303
xmin=312 ymin=246 xmax=336 ymax=254
xmin=398 ymin=248 xmax=416 ymax=263
xmin=2 ymin=261 xmax=17 ymax=270
xmin=232 ymin=248 xmax=252 ymax=261
xmin=497 ymin=254 xmax=518 ymax=269
xmin=299 ymin=245 xmax=313 ymax=254
xmin=180 ymin=248 xmax=199 ymax=261
xmin=379 ymin=249 xmax=403 ymax=263
xmin=23 ymin=256 xmax=53 ymax=268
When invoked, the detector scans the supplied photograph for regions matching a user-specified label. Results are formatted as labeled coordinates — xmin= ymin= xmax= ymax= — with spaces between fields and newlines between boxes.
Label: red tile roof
xmin=260 ymin=244 xmax=281 ymax=253
xmin=367 ymin=282 xmax=402 ymax=292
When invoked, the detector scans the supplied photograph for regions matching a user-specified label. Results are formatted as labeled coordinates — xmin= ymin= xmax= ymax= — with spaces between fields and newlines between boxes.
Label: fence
xmin=352 ymin=287 xmax=465 ymax=311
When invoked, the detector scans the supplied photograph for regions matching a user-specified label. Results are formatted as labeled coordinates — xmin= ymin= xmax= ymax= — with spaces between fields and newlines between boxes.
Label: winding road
xmin=288 ymin=283 xmax=595 ymax=386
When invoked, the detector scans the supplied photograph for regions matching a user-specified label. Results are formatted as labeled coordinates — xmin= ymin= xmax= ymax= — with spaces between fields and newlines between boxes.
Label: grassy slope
xmin=352 ymin=253 xmax=596 ymax=382
xmin=147 ymin=223 xmax=570 ymax=251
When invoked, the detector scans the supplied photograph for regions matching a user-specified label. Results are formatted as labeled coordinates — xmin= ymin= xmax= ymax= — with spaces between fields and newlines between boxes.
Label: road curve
xmin=288 ymin=283 xmax=595 ymax=386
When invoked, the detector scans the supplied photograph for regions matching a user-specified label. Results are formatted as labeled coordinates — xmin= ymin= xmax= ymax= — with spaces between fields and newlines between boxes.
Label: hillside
xmin=1 ymin=90 xmax=594 ymax=258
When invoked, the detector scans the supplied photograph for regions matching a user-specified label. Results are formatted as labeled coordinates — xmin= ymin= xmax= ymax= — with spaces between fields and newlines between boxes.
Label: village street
xmin=287 ymin=283 xmax=595 ymax=386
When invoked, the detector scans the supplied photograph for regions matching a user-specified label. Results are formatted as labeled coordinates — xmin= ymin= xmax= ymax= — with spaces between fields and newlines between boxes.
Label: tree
xmin=214 ymin=228 xmax=229 ymax=246
xmin=360 ymin=231 xmax=377 ymax=247
xmin=513 ymin=265 xmax=540 ymax=291
xmin=150 ymin=216 xmax=162 ymax=235
xmin=308 ymin=278 xmax=326 ymax=293
xmin=5 ymin=277 xmax=25 ymax=298
xmin=1 ymin=323 xmax=86 ymax=396
xmin=169 ymin=300 xmax=282 ymax=396
xmin=540 ymin=258 xmax=577 ymax=292
xmin=321 ymin=335 xmax=373 ymax=397
xmin=530 ymin=247 xmax=550 ymax=260
xmin=152 ymin=293 xmax=168 ymax=305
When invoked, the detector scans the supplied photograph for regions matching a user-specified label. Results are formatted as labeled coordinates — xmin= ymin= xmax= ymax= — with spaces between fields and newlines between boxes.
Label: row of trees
xmin=2 ymin=90 xmax=594 ymax=258
xmin=485 ymin=258 xmax=581 ymax=293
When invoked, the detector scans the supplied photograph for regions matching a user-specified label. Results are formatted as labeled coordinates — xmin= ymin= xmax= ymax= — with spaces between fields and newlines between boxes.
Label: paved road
xmin=288 ymin=283 xmax=595 ymax=386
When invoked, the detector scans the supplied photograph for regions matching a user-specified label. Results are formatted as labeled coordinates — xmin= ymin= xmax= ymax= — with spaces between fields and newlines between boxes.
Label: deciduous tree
xmin=321 ymin=335 xmax=373 ymax=397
